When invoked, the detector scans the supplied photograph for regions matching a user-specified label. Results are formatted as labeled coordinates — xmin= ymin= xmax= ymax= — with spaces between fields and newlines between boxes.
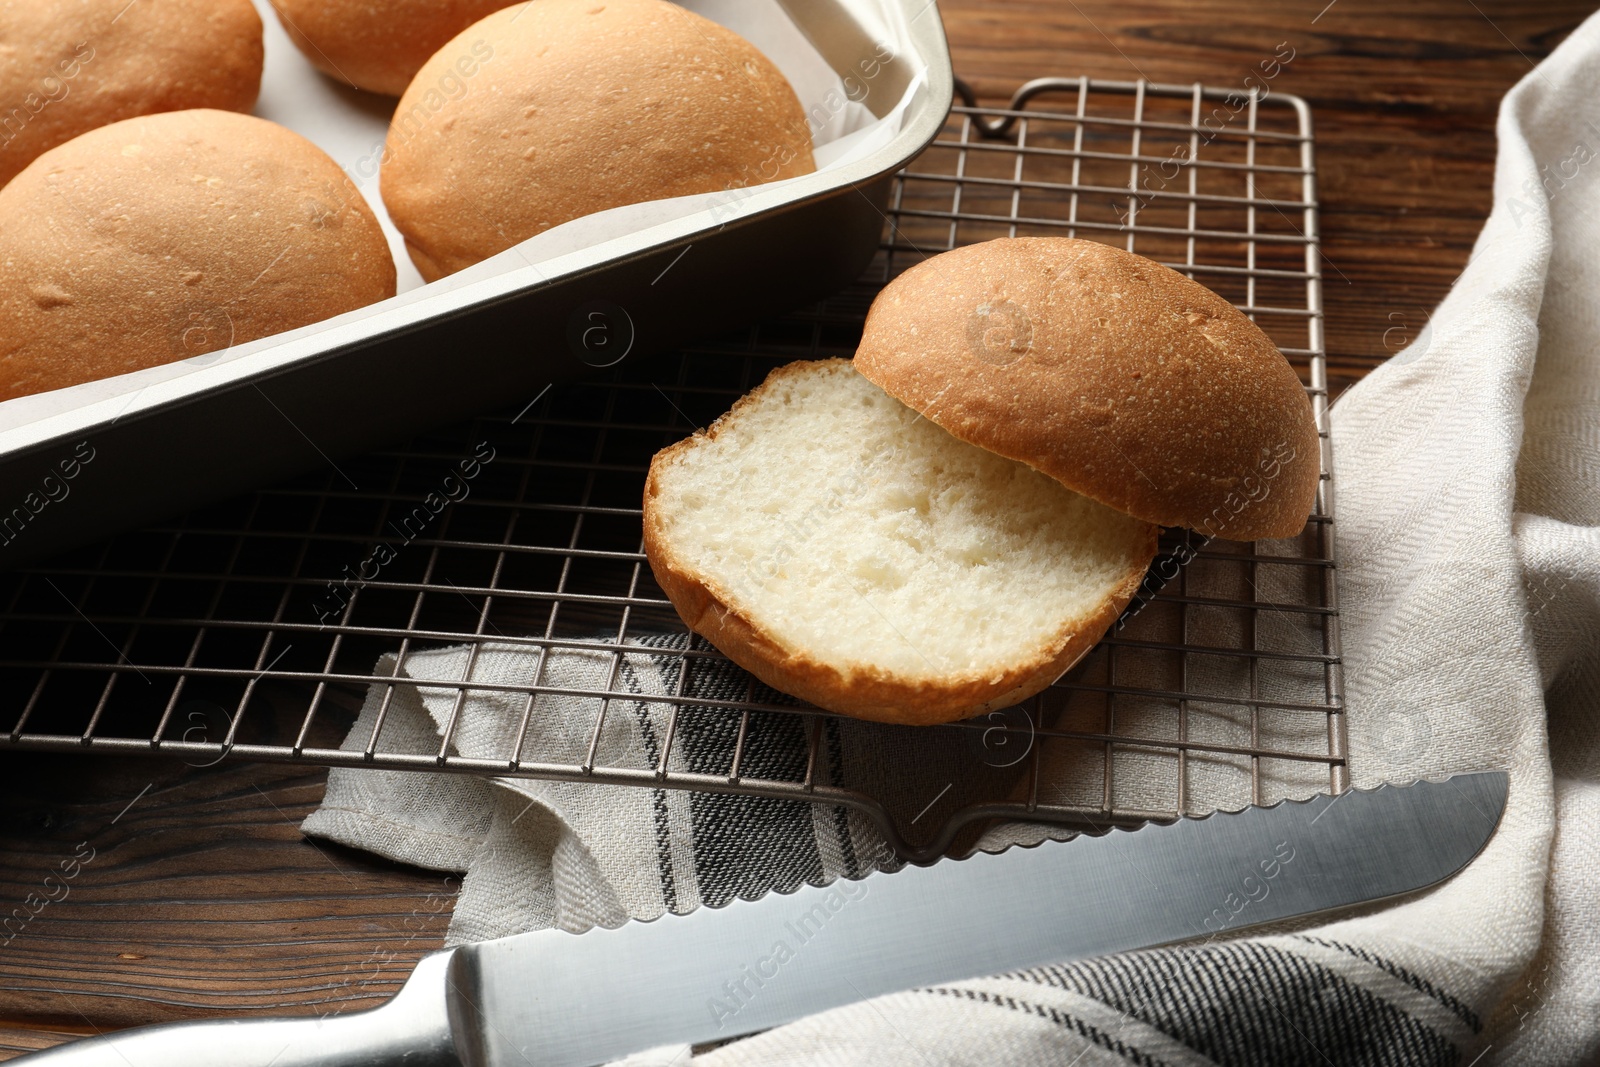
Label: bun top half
xmin=854 ymin=237 xmax=1320 ymax=541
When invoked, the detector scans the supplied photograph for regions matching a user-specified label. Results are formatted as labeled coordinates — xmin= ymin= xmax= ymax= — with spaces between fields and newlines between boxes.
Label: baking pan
xmin=0 ymin=0 xmax=953 ymax=570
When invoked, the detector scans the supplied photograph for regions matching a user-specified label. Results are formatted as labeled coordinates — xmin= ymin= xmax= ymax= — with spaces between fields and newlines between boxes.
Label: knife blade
xmin=14 ymin=771 xmax=1507 ymax=1067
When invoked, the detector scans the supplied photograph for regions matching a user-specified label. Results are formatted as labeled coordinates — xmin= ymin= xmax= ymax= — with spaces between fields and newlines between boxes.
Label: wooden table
xmin=0 ymin=0 xmax=1588 ymax=1057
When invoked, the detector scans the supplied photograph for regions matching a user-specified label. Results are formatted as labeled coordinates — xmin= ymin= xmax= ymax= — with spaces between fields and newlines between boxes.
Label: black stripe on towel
xmin=618 ymin=639 xmax=679 ymax=913
xmin=1011 ymin=941 xmax=1459 ymax=1067
xmin=917 ymin=986 xmax=1172 ymax=1067
xmin=654 ymin=635 xmax=824 ymax=908
xmin=1292 ymin=935 xmax=1481 ymax=1033
xmin=822 ymin=716 xmax=860 ymax=879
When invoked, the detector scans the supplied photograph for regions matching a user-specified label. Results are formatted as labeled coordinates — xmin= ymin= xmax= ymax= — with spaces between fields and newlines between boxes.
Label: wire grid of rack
xmin=0 ymin=77 xmax=1341 ymax=863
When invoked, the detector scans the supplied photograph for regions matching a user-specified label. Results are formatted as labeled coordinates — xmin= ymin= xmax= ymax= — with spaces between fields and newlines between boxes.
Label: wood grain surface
xmin=0 ymin=755 xmax=458 ymax=1057
xmin=0 ymin=0 xmax=1587 ymax=1057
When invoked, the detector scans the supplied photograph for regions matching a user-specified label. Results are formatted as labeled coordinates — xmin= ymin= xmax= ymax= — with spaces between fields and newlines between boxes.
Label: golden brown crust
xmin=268 ymin=0 xmax=509 ymax=97
xmin=0 ymin=109 xmax=396 ymax=402
xmin=641 ymin=360 xmax=1160 ymax=727
xmin=854 ymin=238 xmax=1321 ymax=542
xmin=0 ymin=0 xmax=262 ymax=188
xmin=381 ymin=0 xmax=817 ymax=281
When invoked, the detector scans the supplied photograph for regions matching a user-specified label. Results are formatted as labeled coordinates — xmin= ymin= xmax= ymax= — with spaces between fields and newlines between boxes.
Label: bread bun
xmin=381 ymin=0 xmax=816 ymax=281
xmin=0 ymin=109 xmax=396 ymax=402
xmin=855 ymin=238 xmax=1320 ymax=542
xmin=267 ymin=0 xmax=510 ymax=97
xmin=0 ymin=0 xmax=262 ymax=188
xmin=643 ymin=359 xmax=1159 ymax=726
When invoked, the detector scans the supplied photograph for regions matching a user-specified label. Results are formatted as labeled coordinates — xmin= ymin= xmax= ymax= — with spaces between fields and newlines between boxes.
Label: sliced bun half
xmin=643 ymin=359 xmax=1159 ymax=726
xmin=854 ymin=237 xmax=1320 ymax=542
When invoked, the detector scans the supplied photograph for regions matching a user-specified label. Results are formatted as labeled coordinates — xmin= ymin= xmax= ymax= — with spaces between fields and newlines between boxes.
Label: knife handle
xmin=11 ymin=951 xmax=461 ymax=1066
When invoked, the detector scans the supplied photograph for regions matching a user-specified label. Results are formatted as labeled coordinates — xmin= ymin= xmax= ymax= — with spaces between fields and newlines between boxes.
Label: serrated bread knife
xmin=17 ymin=772 xmax=1507 ymax=1066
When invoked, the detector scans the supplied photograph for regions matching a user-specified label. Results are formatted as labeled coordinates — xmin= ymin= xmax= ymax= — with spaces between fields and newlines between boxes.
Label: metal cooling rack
xmin=0 ymin=77 xmax=1341 ymax=863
